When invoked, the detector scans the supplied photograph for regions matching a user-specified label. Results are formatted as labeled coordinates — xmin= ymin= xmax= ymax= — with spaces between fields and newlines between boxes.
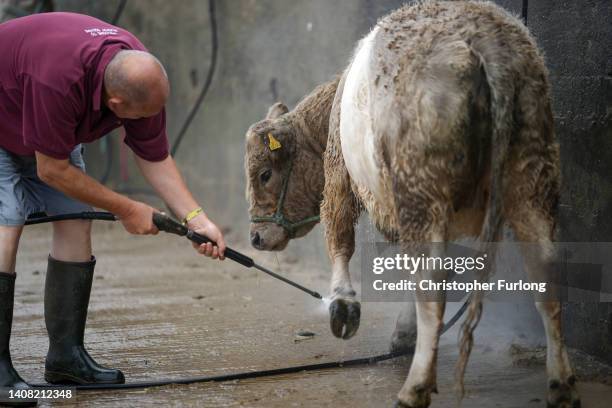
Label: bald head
xmin=103 ymin=50 xmax=169 ymax=119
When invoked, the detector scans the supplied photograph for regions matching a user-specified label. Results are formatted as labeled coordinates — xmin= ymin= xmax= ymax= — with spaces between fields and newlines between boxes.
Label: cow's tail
xmin=456 ymin=53 xmax=514 ymax=397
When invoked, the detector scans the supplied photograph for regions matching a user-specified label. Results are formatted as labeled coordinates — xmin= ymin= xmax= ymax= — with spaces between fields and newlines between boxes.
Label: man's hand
xmin=117 ymin=201 xmax=159 ymax=235
xmin=187 ymin=214 xmax=226 ymax=260
xmin=134 ymin=155 xmax=225 ymax=258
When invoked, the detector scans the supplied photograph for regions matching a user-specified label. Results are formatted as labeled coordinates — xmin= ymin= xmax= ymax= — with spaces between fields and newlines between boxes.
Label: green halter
xmin=250 ymin=161 xmax=321 ymax=238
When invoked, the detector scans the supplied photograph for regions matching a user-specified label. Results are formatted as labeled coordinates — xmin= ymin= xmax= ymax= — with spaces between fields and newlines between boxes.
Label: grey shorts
xmin=0 ymin=145 xmax=93 ymax=226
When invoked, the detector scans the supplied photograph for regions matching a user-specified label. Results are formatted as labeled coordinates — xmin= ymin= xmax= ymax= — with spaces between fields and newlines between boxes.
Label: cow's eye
xmin=260 ymin=169 xmax=272 ymax=184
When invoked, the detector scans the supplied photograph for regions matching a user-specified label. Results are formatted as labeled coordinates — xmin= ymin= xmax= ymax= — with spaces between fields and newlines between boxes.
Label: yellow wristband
xmin=182 ymin=207 xmax=204 ymax=225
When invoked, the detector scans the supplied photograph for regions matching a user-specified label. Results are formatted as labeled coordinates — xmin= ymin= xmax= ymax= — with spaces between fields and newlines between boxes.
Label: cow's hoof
xmin=390 ymin=327 xmax=416 ymax=354
xmin=397 ymin=384 xmax=433 ymax=408
xmin=393 ymin=400 xmax=429 ymax=408
xmin=546 ymin=376 xmax=580 ymax=408
xmin=329 ymin=298 xmax=361 ymax=339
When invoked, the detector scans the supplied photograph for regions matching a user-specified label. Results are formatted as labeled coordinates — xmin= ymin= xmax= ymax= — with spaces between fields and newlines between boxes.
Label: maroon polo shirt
xmin=0 ymin=12 xmax=169 ymax=161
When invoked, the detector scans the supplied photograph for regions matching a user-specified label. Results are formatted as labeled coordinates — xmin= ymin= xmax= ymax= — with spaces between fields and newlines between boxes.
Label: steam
xmin=315 ymin=296 xmax=333 ymax=316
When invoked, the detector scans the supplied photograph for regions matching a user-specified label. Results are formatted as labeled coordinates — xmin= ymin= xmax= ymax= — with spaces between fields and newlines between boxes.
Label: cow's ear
xmin=263 ymin=128 xmax=296 ymax=160
xmin=247 ymin=118 xmax=295 ymax=157
xmin=266 ymin=102 xmax=289 ymax=119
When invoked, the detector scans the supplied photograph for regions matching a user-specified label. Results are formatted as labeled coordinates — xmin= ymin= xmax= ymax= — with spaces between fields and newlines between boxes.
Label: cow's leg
xmin=391 ymin=299 xmax=417 ymax=353
xmin=322 ymin=102 xmax=362 ymax=339
xmin=322 ymin=189 xmax=361 ymax=339
xmin=328 ymin=252 xmax=360 ymax=339
xmin=322 ymin=73 xmax=362 ymax=340
xmin=396 ymin=232 xmax=447 ymax=408
xmin=388 ymin=136 xmax=453 ymax=407
xmin=535 ymin=301 xmax=579 ymax=408
xmin=323 ymin=186 xmax=361 ymax=339
xmin=512 ymin=210 xmax=580 ymax=408
xmin=387 ymin=184 xmax=448 ymax=406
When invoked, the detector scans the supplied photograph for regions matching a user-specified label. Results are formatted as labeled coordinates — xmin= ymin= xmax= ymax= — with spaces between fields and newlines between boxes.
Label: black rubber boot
xmin=44 ymin=256 xmax=124 ymax=385
xmin=0 ymin=273 xmax=37 ymax=407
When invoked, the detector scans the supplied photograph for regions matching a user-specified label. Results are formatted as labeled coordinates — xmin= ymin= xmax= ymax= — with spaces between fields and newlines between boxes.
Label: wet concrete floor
xmin=10 ymin=223 xmax=612 ymax=407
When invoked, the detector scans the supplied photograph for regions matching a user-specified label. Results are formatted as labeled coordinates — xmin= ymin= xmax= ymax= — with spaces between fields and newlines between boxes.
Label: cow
xmin=244 ymin=1 xmax=579 ymax=407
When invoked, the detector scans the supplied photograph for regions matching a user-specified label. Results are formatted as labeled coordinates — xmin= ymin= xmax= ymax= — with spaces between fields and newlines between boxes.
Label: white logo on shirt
xmin=84 ymin=28 xmax=118 ymax=37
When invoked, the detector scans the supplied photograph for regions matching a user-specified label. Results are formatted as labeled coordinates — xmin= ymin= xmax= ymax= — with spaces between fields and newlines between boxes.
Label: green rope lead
xmin=250 ymin=161 xmax=320 ymax=237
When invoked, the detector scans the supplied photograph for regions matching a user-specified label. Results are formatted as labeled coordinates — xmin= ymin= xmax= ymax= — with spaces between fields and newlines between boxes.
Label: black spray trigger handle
xmin=152 ymin=212 xmax=188 ymax=236
xmin=152 ymin=212 xmax=254 ymax=268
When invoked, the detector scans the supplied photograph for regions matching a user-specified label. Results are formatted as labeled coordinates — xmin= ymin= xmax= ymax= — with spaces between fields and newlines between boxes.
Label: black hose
xmin=111 ymin=0 xmax=127 ymax=25
xmin=522 ymin=0 xmax=528 ymax=25
xmin=97 ymin=138 xmax=114 ymax=186
xmin=170 ymin=0 xmax=218 ymax=157
xmin=24 ymin=211 xmax=117 ymax=225
xmin=99 ymin=0 xmax=217 ymax=188
xmin=33 ymin=300 xmax=468 ymax=390
xmin=98 ymin=0 xmax=128 ymax=186
xmin=25 ymin=211 xmax=469 ymax=391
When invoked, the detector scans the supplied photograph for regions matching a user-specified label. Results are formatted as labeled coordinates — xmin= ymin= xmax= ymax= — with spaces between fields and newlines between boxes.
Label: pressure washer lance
xmin=24 ymin=211 xmax=322 ymax=299
xmin=152 ymin=213 xmax=323 ymax=299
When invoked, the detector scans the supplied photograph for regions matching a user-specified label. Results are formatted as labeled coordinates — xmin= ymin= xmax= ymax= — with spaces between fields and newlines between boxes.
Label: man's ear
xmin=266 ymin=102 xmax=289 ymax=119
xmin=106 ymin=96 xmax=125 ymax=114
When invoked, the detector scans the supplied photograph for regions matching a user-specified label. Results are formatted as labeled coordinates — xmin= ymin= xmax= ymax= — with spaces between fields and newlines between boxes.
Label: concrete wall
xmin=526 ymin=0 xmax=612 ymax=365
xmin=48 ymin=1 xmax=612 ymax=362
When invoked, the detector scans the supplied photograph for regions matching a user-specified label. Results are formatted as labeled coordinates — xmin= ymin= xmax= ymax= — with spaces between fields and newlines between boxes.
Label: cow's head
xmin=245 ymin=102 xmax=324 ymax=251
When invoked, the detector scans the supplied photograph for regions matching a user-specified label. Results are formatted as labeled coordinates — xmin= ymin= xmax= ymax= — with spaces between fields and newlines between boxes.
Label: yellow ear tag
xmin=268 ymin=133 xmax=282 ymax=151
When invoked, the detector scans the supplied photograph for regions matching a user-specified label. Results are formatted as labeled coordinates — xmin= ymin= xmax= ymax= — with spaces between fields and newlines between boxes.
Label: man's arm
xmin=35 ymin=151 xmax=158 ymax=234
xmin=134 ymin=154 xmax=226 ymax=259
